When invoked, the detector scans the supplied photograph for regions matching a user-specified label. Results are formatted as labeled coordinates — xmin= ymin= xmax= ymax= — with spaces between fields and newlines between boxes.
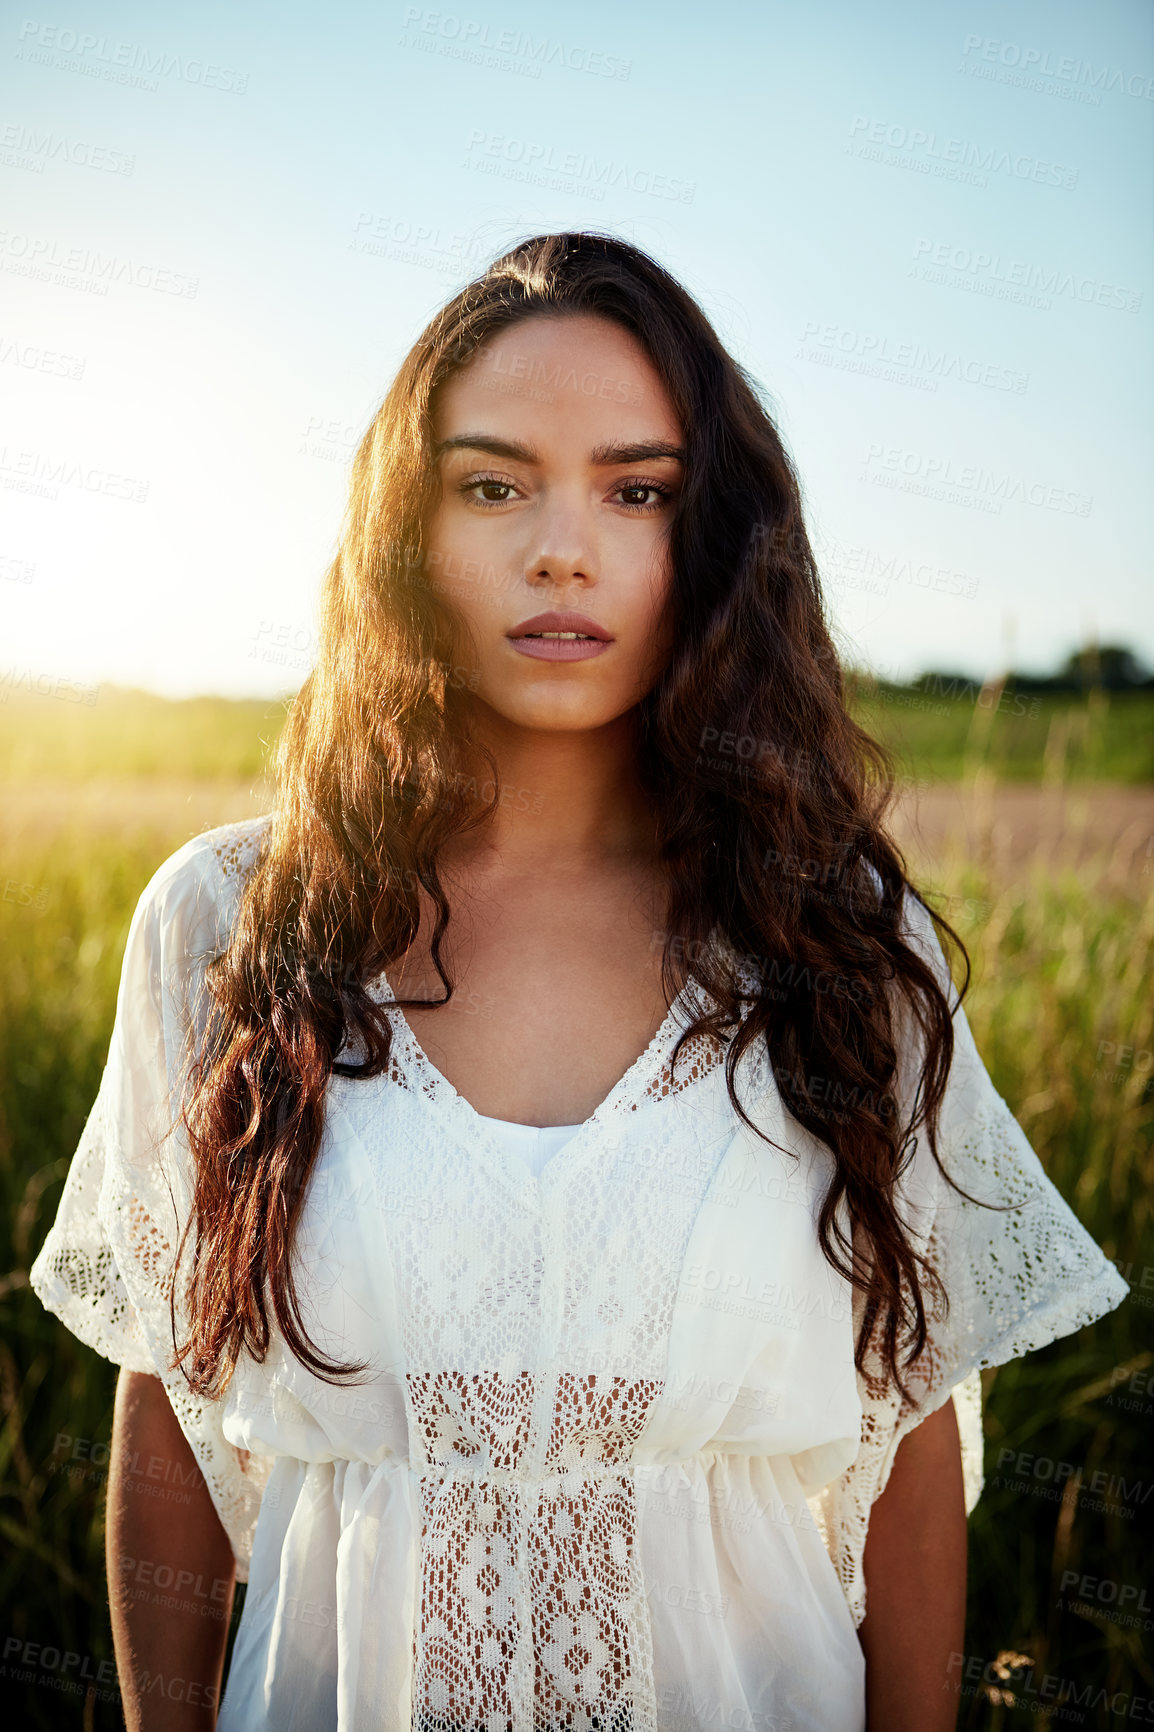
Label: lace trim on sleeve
xmin=810 ymin=884 xmax=1128 ymax=1627
xmin=30 ymin=816 xmax=276 ymax=1579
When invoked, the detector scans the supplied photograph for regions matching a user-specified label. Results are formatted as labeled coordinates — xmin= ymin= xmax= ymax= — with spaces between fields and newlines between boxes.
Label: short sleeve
xmin=810 ymin=882 xmax=1128 ymax=1626
xmin=29 ymin=816 xmax=276 ymax=1580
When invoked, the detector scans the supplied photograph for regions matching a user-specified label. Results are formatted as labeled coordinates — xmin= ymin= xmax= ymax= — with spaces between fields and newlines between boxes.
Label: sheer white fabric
xmin=473 ymin=1115 xmax=584 ymax=1179
xmin=30 ymin=817 xmax=1128 ymax=1732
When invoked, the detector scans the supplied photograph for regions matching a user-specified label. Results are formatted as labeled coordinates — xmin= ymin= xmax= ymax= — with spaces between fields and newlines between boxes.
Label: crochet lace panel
xmin=409 ymin=1373 xmax=662 ymax=1727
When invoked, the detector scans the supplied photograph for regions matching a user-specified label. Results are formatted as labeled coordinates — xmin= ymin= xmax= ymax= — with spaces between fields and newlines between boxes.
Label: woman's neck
xmin=447 ymin=701 xmax=661 ymax=873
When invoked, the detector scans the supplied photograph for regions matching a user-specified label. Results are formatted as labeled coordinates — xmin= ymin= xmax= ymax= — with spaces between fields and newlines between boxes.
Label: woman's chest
xmin=230 ymin=1064 xmax=857 ymax=1478
xmin=313 ymin=1072 xmax=739 ymax=1376
xmin=383 ymin=869 xmax=679 ymax=1124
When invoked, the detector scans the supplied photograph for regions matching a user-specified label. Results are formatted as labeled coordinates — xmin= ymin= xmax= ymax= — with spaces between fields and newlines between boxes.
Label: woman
xmin=32 ymin=232 xmax=1126 ymax=1732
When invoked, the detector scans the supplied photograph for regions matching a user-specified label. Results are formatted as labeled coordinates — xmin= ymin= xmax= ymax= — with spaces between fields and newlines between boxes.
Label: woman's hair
xmin=174 ymin=231 xmax=972 ymax=1402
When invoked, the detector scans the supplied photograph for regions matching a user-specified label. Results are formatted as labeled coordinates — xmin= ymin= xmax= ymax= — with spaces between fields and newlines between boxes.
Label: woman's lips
xmin=507 ymin=633 xmax=612 ymax=661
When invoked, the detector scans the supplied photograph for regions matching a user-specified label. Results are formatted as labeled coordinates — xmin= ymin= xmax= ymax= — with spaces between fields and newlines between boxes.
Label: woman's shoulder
xmin=858 ymin=862 xmax=951 ymax=987
xmin=130 ymin=811 xmax=275 ymax=961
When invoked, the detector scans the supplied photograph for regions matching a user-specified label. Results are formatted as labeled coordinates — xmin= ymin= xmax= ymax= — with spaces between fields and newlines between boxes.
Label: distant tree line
xmin=904 ymin=644 xmax=1154 ymax=697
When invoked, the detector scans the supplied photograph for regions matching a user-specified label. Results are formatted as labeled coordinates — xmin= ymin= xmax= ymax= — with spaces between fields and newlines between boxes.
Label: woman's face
xmin=423 ymin=312 xmax=684 ymax=731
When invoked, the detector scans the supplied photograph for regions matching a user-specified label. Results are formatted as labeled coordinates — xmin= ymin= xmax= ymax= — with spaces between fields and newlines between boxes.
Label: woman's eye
xmin=458 ymin=475 xmax=518 ymax=507
xmin=458 ymin=475 xmax=671 ymax=511
xmin=615 ymin=482 xmax=670 ymax=511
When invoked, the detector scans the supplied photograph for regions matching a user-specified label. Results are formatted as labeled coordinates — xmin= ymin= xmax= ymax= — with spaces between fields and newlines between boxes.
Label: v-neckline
xmin=368 ymin=951 xmax=719 ymax=1195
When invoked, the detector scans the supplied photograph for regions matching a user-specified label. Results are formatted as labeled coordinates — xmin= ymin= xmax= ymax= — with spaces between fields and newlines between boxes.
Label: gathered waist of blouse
xmin=225 ymin=1363 xmax=863 ymax=1481
xmin=253 ymin=1453 xmax=836 ymax=1544
xmin=412 ymin=1448 xmax=815 ymax=1477
xmin=245 ymin=1444 xmax=843 ymax=1479
xmin=419 ymin=1462 xmax=642 ymax=1485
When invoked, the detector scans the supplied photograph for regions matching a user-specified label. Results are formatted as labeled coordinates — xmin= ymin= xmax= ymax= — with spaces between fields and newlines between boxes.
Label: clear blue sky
xmin=2 ymin=0 xmax=1151 ymax=698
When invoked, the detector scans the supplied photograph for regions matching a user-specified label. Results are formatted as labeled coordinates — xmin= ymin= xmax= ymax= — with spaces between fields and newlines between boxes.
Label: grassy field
xmin=0 ymin=683 xmax=1151 ymax=1728
xmin=848 ymin=675 xmax=1154 ymax=785
xmin=1 ymin=680 xmax=1152 ymax=784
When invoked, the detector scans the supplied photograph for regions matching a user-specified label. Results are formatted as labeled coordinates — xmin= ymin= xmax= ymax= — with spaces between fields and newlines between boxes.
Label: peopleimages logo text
xmin=463 ymin=131 xmax=695 ymax=203
xmin=912 ymin=239 xmax=1142 ymax=313
xmin=848 ymin=117 xmax=1078 ymax=188
xmin=400 ymin=7 xmax=631 ymax=79
xmin=15 ymin=20 xmax=249 ymax=91
xmin=0 ymin=231 xmax=198 ymax=297
xmin=960 ymin=34 xmax=1154 ymax=100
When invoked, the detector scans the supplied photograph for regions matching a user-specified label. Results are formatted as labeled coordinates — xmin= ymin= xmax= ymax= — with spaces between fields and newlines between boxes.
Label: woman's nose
xmin=523 ymin=499 xmax=599 ymax=588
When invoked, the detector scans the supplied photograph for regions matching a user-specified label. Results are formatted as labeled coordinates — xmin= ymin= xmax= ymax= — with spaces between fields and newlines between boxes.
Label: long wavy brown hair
xmin=173 ymin=231 xmax=974 ymax=1403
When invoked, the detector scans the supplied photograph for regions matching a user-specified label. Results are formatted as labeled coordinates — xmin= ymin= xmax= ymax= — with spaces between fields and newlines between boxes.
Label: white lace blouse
xmin=473 ymin=1115 xmax=585 ymax=1180
xmin=30 ymin=817 xmax=1127 ymax=1732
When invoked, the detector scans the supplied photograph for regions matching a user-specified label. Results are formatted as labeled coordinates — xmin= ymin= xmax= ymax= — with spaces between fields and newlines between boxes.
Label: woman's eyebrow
xmin=437 ymin=434 xmax=540 ymax=462
xmin=589 ymin=440 xmax=685 ymax=466
xmin=436 ymin=435 xmax=686 ymax=467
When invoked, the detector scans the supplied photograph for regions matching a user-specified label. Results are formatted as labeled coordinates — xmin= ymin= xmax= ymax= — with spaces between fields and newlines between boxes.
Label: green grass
xmin=0 ymin=686 xmax=286 ymax=781
xmin=848 ymin=679 xmax=1154 ymax=785
xmin=1 ymin=679 xmax=1151 ymax=783
xmin=1 ymin=836 xmax=160 ymax=1729
xmin=940 ymin=862 xmax=1154 ymax=1727
xmin=0 ymin=687 xmax=1150 ymax=1727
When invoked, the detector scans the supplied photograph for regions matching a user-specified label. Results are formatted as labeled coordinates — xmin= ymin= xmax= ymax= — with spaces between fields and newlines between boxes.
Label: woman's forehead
xmin=435 ymin=315 xmax=683 ymax=449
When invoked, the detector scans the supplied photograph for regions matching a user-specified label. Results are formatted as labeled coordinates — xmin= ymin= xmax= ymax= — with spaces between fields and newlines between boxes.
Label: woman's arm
xmin=857 ymin=1396 xmax=968 ymax=1732
xmin=106 ymin=1369 xmax=237 ymax=1732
